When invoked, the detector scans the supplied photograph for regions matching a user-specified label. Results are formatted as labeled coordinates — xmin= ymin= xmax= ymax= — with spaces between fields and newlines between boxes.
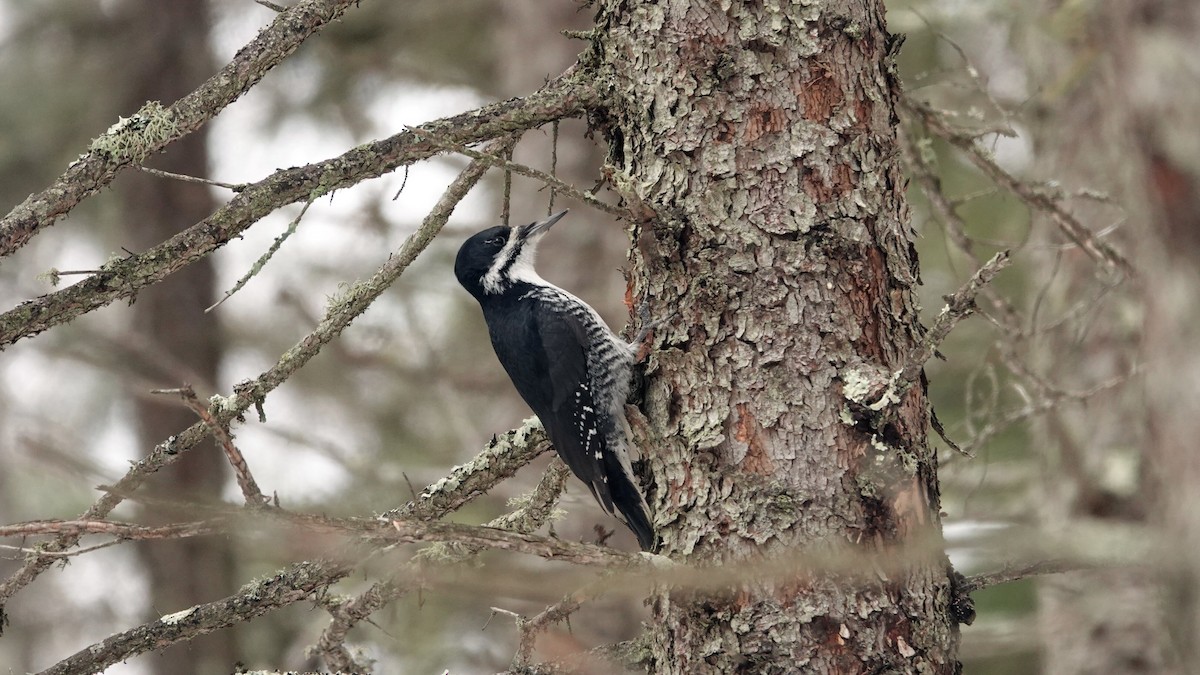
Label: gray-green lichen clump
xmin=87 ymin=101 xmax=178 ymax=164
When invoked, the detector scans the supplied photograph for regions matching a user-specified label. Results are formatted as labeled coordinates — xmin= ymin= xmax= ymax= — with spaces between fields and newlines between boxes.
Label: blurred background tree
xmin=0 ymin=0 xmax=1194 ymax=673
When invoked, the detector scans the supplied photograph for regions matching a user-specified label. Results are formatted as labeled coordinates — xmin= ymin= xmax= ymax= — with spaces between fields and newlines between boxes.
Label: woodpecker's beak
xmin=520 ymin=210 xmax=568 ymax=240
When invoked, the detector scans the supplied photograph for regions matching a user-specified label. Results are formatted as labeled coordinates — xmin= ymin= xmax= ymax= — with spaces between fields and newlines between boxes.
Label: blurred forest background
xmin=0 ymin=0 xmax=1195 ymax=673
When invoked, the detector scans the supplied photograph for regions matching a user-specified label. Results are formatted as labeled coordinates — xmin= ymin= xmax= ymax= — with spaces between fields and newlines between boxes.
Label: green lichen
xmin=88 ymin=101 xmax=177 ymax=164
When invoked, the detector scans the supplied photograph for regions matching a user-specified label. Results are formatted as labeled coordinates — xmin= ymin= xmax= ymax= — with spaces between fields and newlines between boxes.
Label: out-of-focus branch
xmin=315 ymin=460 xmax=571 ymax=672
xmin=901 ymin=96 xmax=1132 ymax=276
xmin=961 ymin=559 xmax=1086 ymax=593
xmin=38 ymin=561 xmax=349 ymax=675
xmin=0 ymin=519 xmax=220 ymax=540
xmin=0 ymin=71 xmax=598 ymax=349
xmin=0 ymin=0 xmax=363 ymax=258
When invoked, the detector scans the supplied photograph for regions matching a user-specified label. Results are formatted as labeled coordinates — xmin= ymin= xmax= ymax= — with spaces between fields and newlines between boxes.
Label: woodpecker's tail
xmin=606 ymin=465 xmax=657 ymax=552
xmin=617 ymin=496 xmax=657 ymax=552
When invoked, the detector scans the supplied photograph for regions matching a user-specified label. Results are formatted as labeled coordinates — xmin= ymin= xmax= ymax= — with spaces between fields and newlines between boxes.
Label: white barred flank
xmin=521 ymin=284 xmax=646 ymax=520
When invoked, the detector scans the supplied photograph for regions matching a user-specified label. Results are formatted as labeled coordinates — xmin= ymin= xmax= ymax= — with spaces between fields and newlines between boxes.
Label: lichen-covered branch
xmin=900 ymin=250 xmax=1011 ymax=385
xmin=0 ymin=137 xmax=512 ymax=605
xmin=386 ymin=417 xmax=551 ymax=521
xmin=842 ymin=251 xmax=1011 ymax=420
xmin=0 ymin=72 xmax=597 ymax=349
xmin=0 ymin=0 xmax=365 ymax=258
xmin=38 ymin=561 xmax=349 ymax=675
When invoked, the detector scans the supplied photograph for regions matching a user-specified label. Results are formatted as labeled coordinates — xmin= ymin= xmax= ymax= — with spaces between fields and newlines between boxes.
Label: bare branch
xmin=0 ymin=0 xmax=364 ymax=258
xmin=0 ymin=72 xmax=598 ymax=349
xmin=961 ymin=558 xmax=1088 ymax=593
xmin=902 ymin=96 xmax=1133 ymax=276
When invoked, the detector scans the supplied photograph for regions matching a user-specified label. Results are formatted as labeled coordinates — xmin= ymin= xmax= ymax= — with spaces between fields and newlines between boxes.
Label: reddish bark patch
xmin=800 ymin=64 xmax=842 ymax=122
xmin=843 ymin=244 xmax=888 ymax=363
xmin=734 ymin=403 xmax=776 ymax=475
xmin=853 ymin=97 xmax=874 ymax=132
xmin=745 ymin=104 xmax=787 ymax=143
xmin=889 ymin=475 xmax=930 ymax=539
xmin=802 ymin=162 xmax=855 ymax=203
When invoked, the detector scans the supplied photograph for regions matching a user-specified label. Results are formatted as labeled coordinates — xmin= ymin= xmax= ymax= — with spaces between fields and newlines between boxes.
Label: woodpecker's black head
xmin=454 ymin=210 xmax=567 ymax=300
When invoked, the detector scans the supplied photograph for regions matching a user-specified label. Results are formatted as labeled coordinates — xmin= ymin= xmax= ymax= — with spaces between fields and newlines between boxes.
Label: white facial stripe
xmin=505 ymin=243 xmax=545 ymax=286
xmin=481 ymin=227 xmax=522 ymax=294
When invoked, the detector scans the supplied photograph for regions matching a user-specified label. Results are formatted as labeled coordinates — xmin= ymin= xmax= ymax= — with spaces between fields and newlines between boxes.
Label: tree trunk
xmin=592 ymin=0 xmax=962 ymax=671
xmin=116 ymin=2 xmax=235 ymax=673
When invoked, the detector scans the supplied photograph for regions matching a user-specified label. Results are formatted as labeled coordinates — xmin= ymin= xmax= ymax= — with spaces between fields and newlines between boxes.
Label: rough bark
xmin=592 ymin=0 xmax=961 ymax=671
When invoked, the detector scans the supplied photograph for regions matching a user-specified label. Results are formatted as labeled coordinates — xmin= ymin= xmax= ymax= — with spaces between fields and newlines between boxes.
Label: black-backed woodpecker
xmin=454 ymin=211 xmax=656 ymax=551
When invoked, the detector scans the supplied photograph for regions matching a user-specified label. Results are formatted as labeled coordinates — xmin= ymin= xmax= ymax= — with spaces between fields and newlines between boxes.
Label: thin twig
xmin=549 ymin=119 xmax=560 ymax=215
xmin=404 ymin=125 xmax=628 ymax=220
xmin=501 ymin=144 xmax=514 ymax=227
xmin=253 ymin=0 xmax=287 ymax=11
xmin=205 ymin=199 xmax=315 ymax=313
xmin=961 ymin=558 xmax=1085 ymax=593
xmin=135 ymin=165 xmax=246 ymax=191
xmin=153 ymin=385 xmax=268 ymax=506
xmin=0 ymin=540 xmax=121 ymax=559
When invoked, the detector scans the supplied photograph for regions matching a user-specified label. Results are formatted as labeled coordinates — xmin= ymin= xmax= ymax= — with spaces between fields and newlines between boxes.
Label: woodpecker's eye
xmin=485 ymin=236 xmax=504 ymax=246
